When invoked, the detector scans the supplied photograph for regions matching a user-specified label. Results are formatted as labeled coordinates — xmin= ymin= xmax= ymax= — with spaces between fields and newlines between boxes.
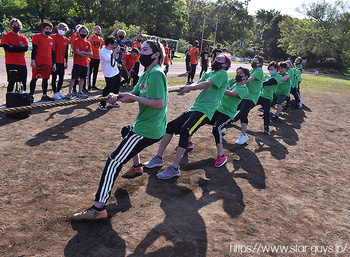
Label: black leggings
xmin=188 ymin=64 xmax=197 ymax=83
xmin=100 ymin=74 xmax=121 ymax=107
xmin=209 ymin=111 xmax=232 ymax=145
xmin=256 ymin=97 xmax=271 ymax=128
xmin=30 ymin=78 xmax=48 ymax=96
xmin=166 ymin=110 xmax=210 ymax=148
xmin=234 ymin=99 xmax=256 ymax=124
xmin=51 ymin=63 xmax=65 ymax=93
xmin=88 ymin=58 xmax=100 ymax=88
xmin=95 ymin=125 xmax=161 ymax=203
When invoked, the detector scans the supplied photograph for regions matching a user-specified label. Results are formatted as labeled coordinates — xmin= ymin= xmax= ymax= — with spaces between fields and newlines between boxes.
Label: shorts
xmin=72 ymin=64 xmax=88 ymax=79
xmin=32 ymin=63 xmax=52 ymax=79
xmin=6 ymin=64 xmax=27 ymax=83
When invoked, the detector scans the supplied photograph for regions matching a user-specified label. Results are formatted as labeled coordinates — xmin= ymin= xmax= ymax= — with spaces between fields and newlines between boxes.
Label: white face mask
xmin=58 ymin=29 xmax=66 ymax=36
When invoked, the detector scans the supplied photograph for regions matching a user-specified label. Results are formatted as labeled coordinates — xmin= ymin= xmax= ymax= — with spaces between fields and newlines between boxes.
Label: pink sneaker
xmin=214 ymin=155 xmax=227 ymax=167
xmin=175 ymin=141 xmax=194 ymax=150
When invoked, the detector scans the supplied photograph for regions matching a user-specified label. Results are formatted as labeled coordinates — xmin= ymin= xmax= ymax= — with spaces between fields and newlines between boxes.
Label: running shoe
xmin=214 ymin=155 xmax=227 ymax=167
xmin=157 ymin=165 xmax=180 ymax=180
xmin=98 ymin=104 xmax=107 ymax=111
xmin=122 ymin=165 xmax=143 ymax=179
xmin=143 ymin=155 xmax=164 ymax=168
xmin=236 ymin=133 xmax=249 ymax=145
xmin=72 ymin=206 xmax=108 ymax=221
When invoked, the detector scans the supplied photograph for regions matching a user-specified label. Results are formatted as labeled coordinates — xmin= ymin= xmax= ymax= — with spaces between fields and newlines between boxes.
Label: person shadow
xmin=64 ymin=189 xmax=131 ymax=257
xmin=26 ymin=103 xmax=108 ymax=146
xmin=129 ymin=167 xmax=208 ymax=257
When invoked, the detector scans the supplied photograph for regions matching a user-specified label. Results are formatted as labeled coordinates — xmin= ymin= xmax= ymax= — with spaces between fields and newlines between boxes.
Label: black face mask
xmin=140 ymin=53 xmax=155 ymax=68
xmin=12 ymin=26 xmax=20 ymax=33
xmin=44 ymin=31 xmax=51 ymax=36
xmin=235 ymin=74 xmax=244 ymax=82
xmin=251 ymin=62 xmax=259 ymax=68
xmin=119 ymin=35 xmax=124 ymax=40
xmin=80 ymin=34 xmax=87 ymax=38
xmin=212 ymin=61 xmax=223 ymax=71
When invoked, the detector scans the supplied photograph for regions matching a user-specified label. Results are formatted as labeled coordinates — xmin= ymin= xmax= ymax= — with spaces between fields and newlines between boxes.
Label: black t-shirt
xmin=212 ymin=48 xmax=222 ymax=60
xmin=200 ymin=50 xmax=209 ymax=65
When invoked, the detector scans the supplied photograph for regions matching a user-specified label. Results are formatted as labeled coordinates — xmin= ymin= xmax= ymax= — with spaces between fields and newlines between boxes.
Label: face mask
xmin=139 ymin=53 xmax=155 ymax=68
xmin=44 ymin=31 xmax=51 ymax=36
xmin=119 ymin=35 xmax=124 ymax=40
xmin=12 ymin=26 xmax=20 ymax=33
xmin=235 ymin=74 xmax=244 ymax=82
xmin=251 ymin=62 xmax=259 ymax=68
xmin=80 ymin=34 xmax=87 ymax=38
xmin=212 ymin=61 xmax=223 ymax=71
xmin=269 ymin=70 xmax=276 ymax=76
xmin=58 ymin=29 xmax=65 ymax=36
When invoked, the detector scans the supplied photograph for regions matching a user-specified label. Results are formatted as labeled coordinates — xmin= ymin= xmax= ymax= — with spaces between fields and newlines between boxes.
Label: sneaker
xmin=264 ymin=127 xmax=270 ymax=135
xmin=72 ymin=90 xmax=77 ymax=96
xmin=122 ymin=165 xmax=143 ymax=179
xmin=175 ymin=141 xmax=194 ymax=150
xmin=157 ymin=165 xmax=180 ymax=180
xmin=98 ymin=104 xmax=107 ymax=111
xmin=53 ymin=93 xmax=61 ymax=100
xmin=77 ymin=92 xmax=88 ymax=99
xmin=108 ymin=103 xmax=120 ymax=108
xmin=236 ymin=133 xmax=249 ymax=145
xmin=57 ymin=92 xmax=65 ymax=99
xmin=65 ymin=92 xmax=72 ymax=99
xmin=297 ymin=102 xmax=303 ymax=109
xmin=91 ymin=85 xmax=99 ymax=90
xmin=41 ymin=95 xmax=54 ymax=101
xmin=143 ymin=155 xmax=164 ymax=168
xmin=214 ymin=155 xmax=227 ymax=167
xmin=72 ymin=206 xmax=108 ymax=221
xmin=186 ymin=82 xmax=191 ymax=85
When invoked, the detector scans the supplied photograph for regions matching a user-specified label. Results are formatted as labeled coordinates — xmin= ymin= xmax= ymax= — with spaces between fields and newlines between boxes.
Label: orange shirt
xmin=164 ymin=46 xmax=171 ymax=64
xmin=122 ymin=53 xmax=137 ymax=71
xmin=189 ymin=47 xmax=199 ymax=65
xmin=69 ymin=32 xmax=79 ymax=44
xmin=0 ymin=31 xmax=28 ymax=65
xmin=51 ymin=34 xmax=70 ymax=64
xmin=132 ymin=41 xmax=142 ymax=62
xmin=32 ymin=33 xmax=55 ymax=65
xmin=88 ymin=34 xmax=104 ymax=59
xmin=72 ymin=37 xmax=92 ymax=67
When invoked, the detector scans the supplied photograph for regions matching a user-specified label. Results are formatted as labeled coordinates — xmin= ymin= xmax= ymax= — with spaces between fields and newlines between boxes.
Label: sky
xmin=244 ymin=0 xmax=338 ymax=19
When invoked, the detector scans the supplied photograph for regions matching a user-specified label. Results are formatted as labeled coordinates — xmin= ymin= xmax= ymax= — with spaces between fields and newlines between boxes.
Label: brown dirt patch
xmin=0 ymin=83 xmax=350 ymax=256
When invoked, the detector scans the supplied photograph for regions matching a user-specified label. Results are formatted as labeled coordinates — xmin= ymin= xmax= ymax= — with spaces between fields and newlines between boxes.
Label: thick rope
xmin=0 ymin=86 xmax=183 ymax=115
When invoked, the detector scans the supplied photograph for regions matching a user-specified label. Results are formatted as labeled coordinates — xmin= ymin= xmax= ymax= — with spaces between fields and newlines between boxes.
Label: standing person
xmin=87 ymin=25 xmax=105 ymax=91
xmin=184 ymin=45 xmax=192 ymax=74
xmin=187 ymin=40 xmax=199 ymax=85
xmin=256 ymin=61 xmax=282 ymax=134
xmin=97 ymin=37 xmax=122 ymax=111
xmin=271 ymin=62 xmax=291 ymax=123
xmin=132 ymin=35 xmax=142 ymax=75
xmin=144 ymin=53 xmax=231 ymax=180
xmin=234 ymin=55 xmax=264 ymax=145
xmin=120 ymin=48 xmax=140 ymax=88
xmin=72 ymin=40 xmax=168 ymax=220
xmin=210 ymin=67 xmax=249 ymax=167
xmin=51 ymin=22 xmax=70 ymax=100
xmin=211 ymin=43 xmax=222 ymax=64
xmin=1 ymin=18 xmax=28 ymax=92
xmin=161 ymin=39 xmax=172 ymax=76
xmin=66 ymin=26 xmax=92 ymax=99
xmin=285 ymin=57 xmax=302 ymax=109
xmin=171 ymin=45 xmax=175 ymax=60
xmin=199 ymin=46 xmax=209 ymax=78
xmin=29 ymin=22 xmax=56 ymax=102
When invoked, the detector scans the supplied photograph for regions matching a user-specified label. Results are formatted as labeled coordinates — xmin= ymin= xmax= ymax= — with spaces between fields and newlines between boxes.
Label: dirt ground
xmin=0 ymin=77 xmax=350 ymax=257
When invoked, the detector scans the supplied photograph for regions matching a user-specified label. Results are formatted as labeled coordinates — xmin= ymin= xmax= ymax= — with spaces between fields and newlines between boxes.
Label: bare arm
xmin=224 ymin=89 xmax=239 ymax=97
xmin=281 ymin=74 xmax=290 ymax=82
xmin=245 ymin=75 xmax=256 ymax=84
xmin=107 ymin=93 xmax=164 ymax=110
xmin=179 ymin=79 xmax=215 ymax=93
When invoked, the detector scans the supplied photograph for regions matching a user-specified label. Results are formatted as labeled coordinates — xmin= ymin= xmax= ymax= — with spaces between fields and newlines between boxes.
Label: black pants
xmin=30 ymin=78 xmax=48 ymax=96
xmin=286 ymin=87 xmax=301 ymax=107
xmin=6 ymin=64 xmax=27 ymax=92
xmin=100 ymin=74 xmax=121 ymax=107
xmin=234 ymin=99 xmax=256 ymax=124
xmin=256 ymin=97 xmax=271 ymax=128
xmin=95 ymin=125 xmax=161 ymax=203
xmin=88 ymin=58 xmax=100 ymax=89
xmin=199 ymin=64 xmax=208 ymax=78
xmin=120 ymin=70 xmax=139 ymax=87
xmin=209 ymin=111 xmax=232 ymax=145
xmin=51 ymin=63 xmax=65 ymax=93
xmin=188 ymin=64 xmax=197 ymax=83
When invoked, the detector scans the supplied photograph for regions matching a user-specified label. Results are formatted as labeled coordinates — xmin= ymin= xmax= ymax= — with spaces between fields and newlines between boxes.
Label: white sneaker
xmin=236 ymin=133 xmax=249 ymax=145
xmin=53 ymin=93 xmax=61 ymax=100
xmin=57 ymin=92 xmax=65 ymax=99
xmin=108 ymin=103 xmax=120 ymax=108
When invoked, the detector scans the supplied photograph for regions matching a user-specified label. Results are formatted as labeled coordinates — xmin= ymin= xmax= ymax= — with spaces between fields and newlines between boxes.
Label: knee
xmin=121 ymin=125 xmax=133 ymax=138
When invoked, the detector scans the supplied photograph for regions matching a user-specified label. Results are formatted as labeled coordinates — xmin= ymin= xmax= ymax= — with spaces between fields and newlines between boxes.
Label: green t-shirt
xmin=217 ymin=79 xmax=248 ymax=119
xmin=189 ymin=69 xmax=229 ymax=120
xmin=131 ymin=65 xmax=168 ymax=139
xmin=289 ymin=68 xmax=299 ymax=88
xmin=260 ymin=73 xmax=282 ymax=100
xmin=244 ymin=67 xmax=264 ymax=104
xmin=276 ymin=72 xmax=291 ymax=97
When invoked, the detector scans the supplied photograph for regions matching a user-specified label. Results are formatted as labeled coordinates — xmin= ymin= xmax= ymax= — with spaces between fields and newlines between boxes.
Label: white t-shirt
xmin=99 ymin=47 xmax=119 ymax=78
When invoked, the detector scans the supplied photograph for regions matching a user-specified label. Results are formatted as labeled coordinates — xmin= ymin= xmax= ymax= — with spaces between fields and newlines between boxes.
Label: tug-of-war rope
xmin=0 ymin=86 xmax=183 ymax=115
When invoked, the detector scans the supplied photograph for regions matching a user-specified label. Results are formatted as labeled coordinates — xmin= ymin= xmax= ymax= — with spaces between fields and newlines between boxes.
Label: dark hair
xmin=267 ymin=61 xmax=278 ymax=70
xmin=145 ymin=40 xmax=165 ymax=66
xmin=236 ymin=67 xmax=250 ymax=77
xmin=193 ymin=40 xmax=199 ymax=47
xmin=131 ymin=48 xmax=139 ymax=54
xmin=41 ymin=22 xmax=53 ymax=30
xmin=278 ymin=62 xmax=288 ymax=69
xmin=105 ymin=36 xmax=116 ymax=46
xmin=254 ymin=55 xmax=264 ymax=64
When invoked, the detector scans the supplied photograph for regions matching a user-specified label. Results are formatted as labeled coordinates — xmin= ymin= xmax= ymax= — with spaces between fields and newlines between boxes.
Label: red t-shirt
xmin=164 ymin=46 xmax=171 ymax=64
xmin=190 ymin=47 xmax=199 ymax=65
xmin=1 ymin=31 xmax=28 ymax=65
xmin=32 ymin=33 xmax=55 ymax=65
xmin=132 ymin=41 xmax=142 ymax=62
xmin=51 ymin=34 xmax=70 ymax=64
xmin=69 ymin=32 xmax=79 ymax=44
xmin=88 ymin=34 xmax=104 ymax=59
xmin=72 ymin=37 xmax=92 ymax=67
xmin=122 ymin=53 xmax=137 ymax=71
